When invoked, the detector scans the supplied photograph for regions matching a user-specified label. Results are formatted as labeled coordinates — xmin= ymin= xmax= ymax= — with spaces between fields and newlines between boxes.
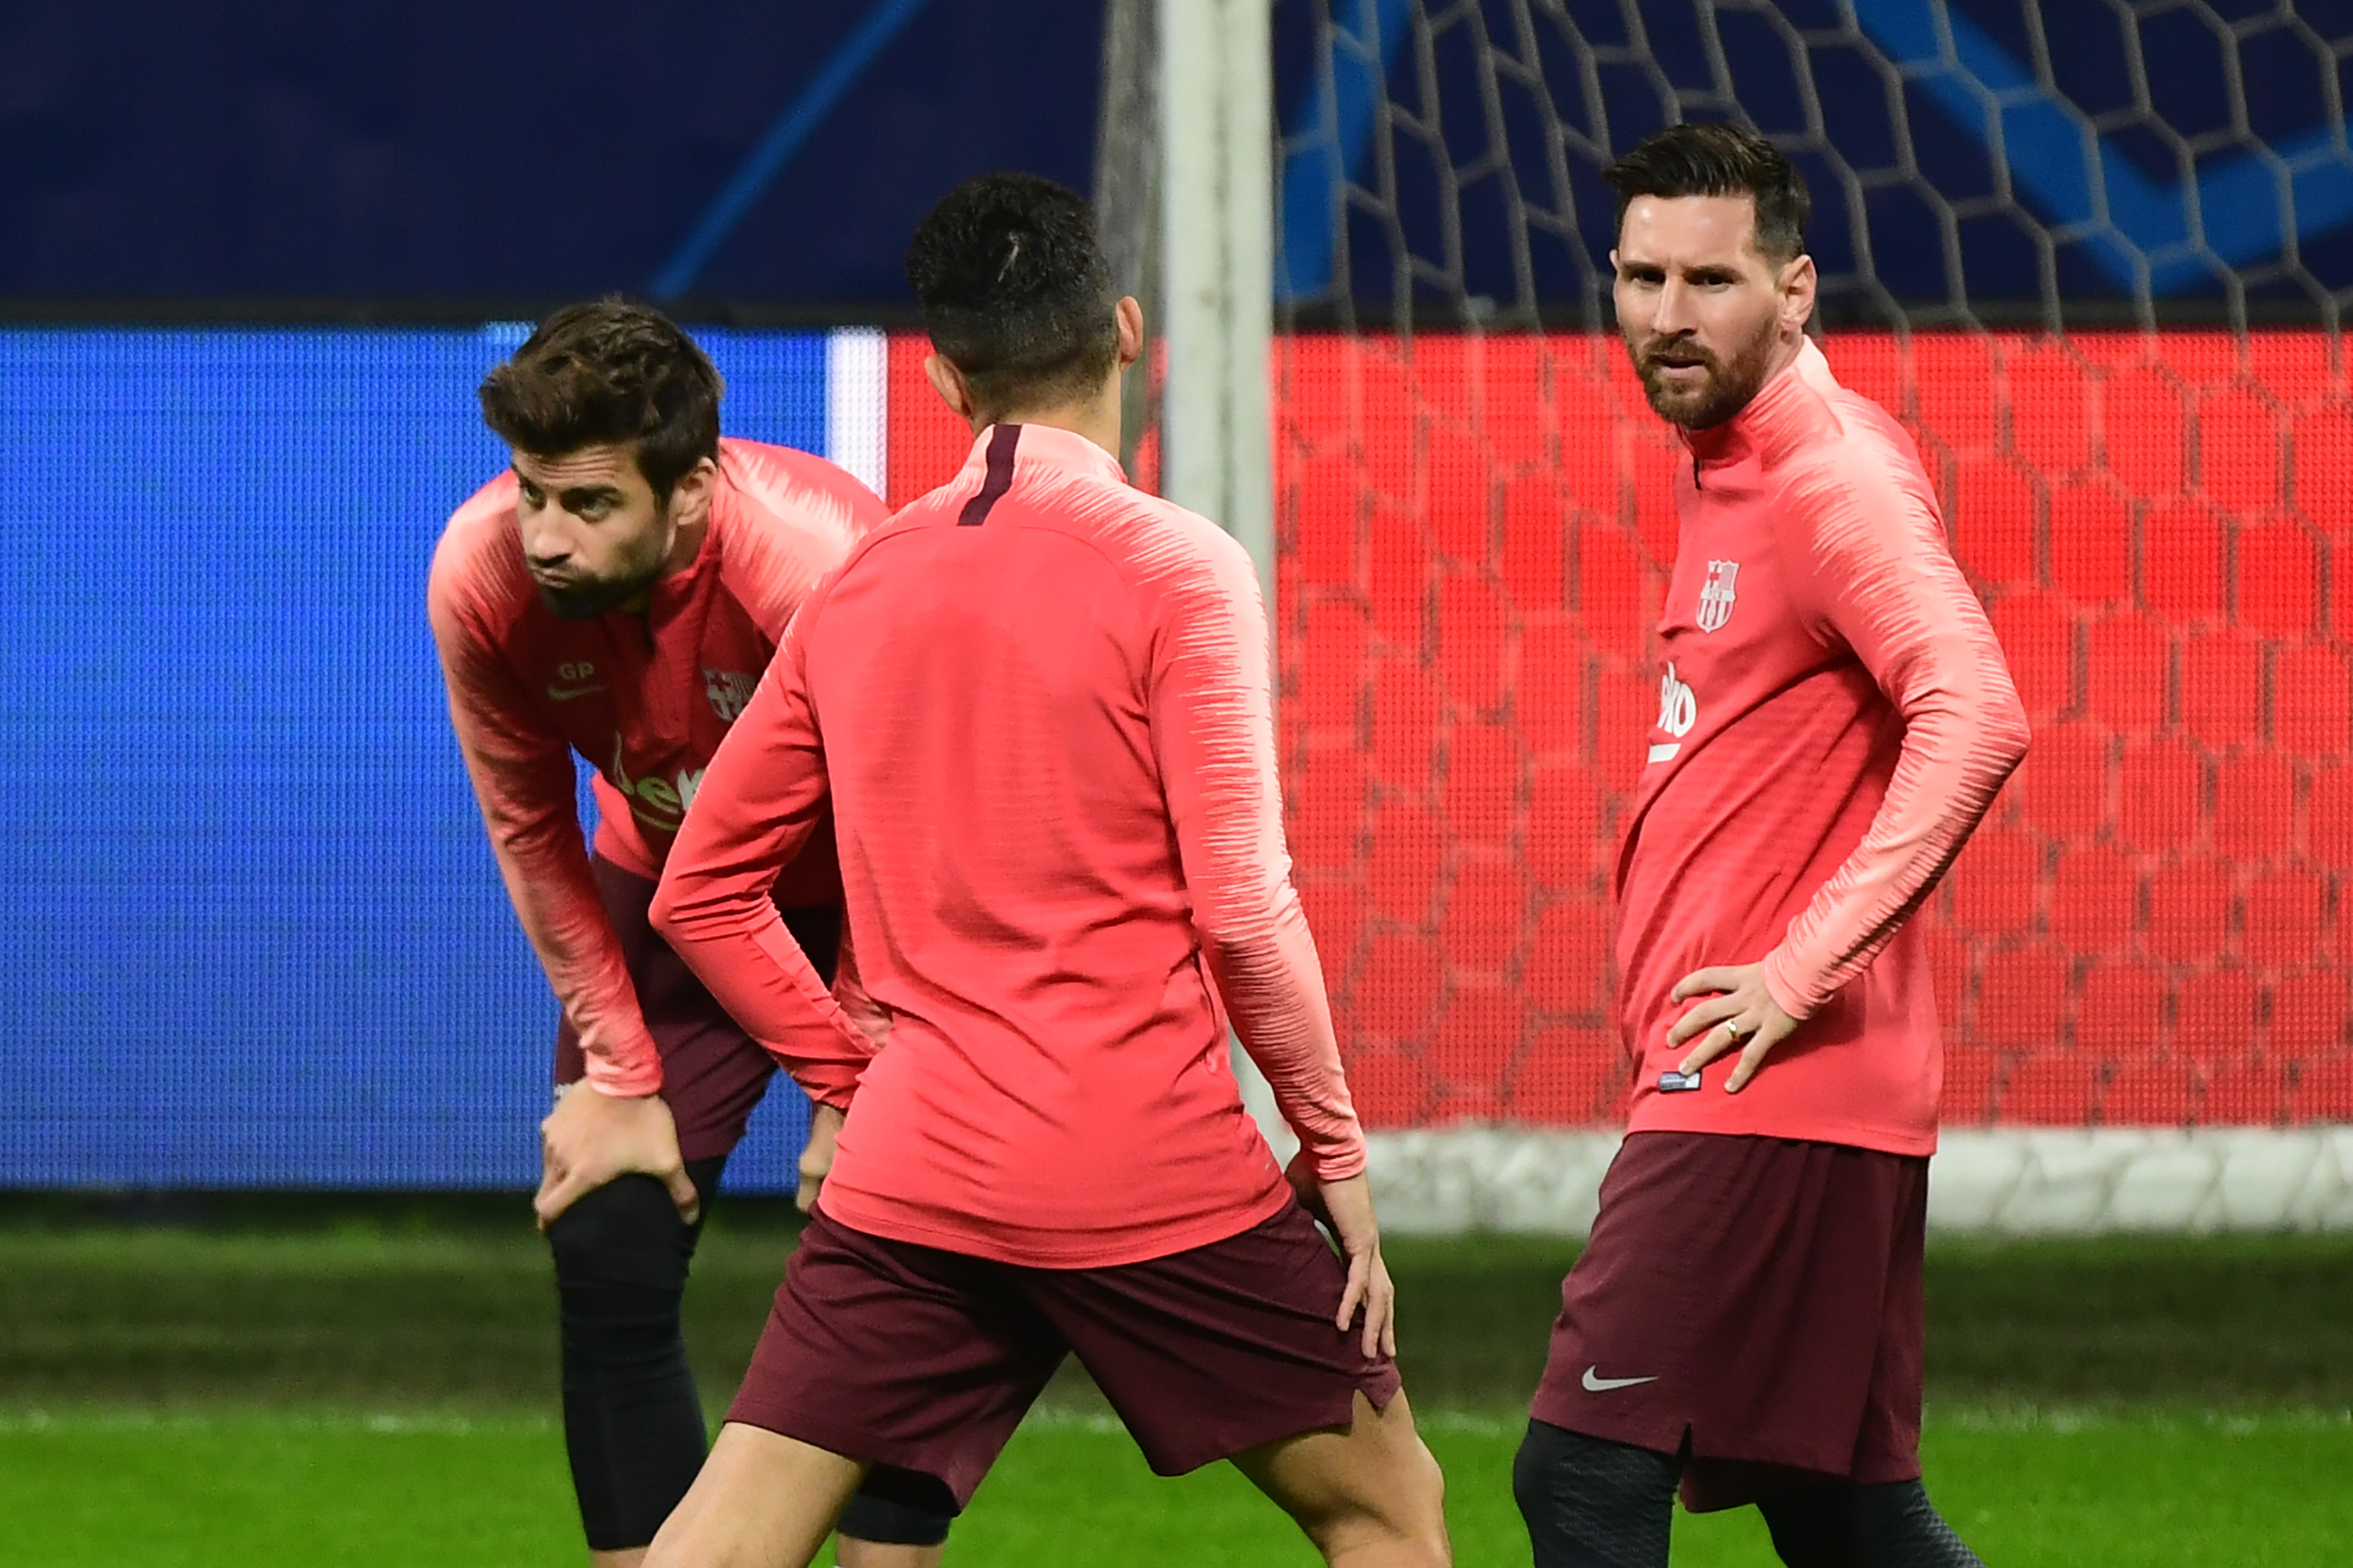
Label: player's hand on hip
xmin=795 ymin=1101 xmax=846 ymax=1214
xmin=1296 ymin=1168 xmax=1396 ymax=1361
xmin=535 ymin=1084 xmax=700 ymax=1231
xmin=1667 ymin=963 xmax=1799 ymax=1093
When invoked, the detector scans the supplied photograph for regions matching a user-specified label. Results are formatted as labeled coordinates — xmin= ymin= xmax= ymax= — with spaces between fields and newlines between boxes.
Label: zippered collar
xmin=1677 ymin=337 xmax=1832 ymax=482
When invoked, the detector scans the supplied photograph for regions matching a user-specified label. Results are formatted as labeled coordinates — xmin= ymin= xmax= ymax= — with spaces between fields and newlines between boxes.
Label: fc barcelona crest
xmin=703 ymin=668 xmax=757 ymax=723
xmin=1696 ymin=559 xmax=1739 ymax=633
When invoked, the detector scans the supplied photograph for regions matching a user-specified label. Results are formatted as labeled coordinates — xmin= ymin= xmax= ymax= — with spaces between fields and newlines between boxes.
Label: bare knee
xmin=1247 ymin=1391 xmax=1452 ymax=1568
xmin=1318 ymin=1422 xmax=1448 ymax=1566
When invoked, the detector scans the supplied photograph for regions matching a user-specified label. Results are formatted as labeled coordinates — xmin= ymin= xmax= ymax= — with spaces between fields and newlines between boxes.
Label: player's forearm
xmin=486 ymin=816 xmax=666 ymax=1095
xmin=1764 ymin=639 xmax=2029 ymax=1018
xmin=647 ymin=620 xmax=867 ymax=1100
xmin=649 ymin=874 xmax=872 ymax=1108
xmin=1206 ymin=894 xmax=1367 ymax=1180
xmin=435 ymin=607 xmax=669 ymax=1092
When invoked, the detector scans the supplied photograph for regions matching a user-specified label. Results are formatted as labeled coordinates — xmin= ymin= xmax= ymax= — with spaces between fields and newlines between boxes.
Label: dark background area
xmin=0 ymin=1 xmax=1103 ymax=309
xmin=4 ymin=0 xmax=2345 ymax=314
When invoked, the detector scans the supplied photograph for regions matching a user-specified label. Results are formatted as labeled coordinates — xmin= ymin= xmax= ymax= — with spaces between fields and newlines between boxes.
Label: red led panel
xmin=882 ymin=329 xmax=2351 ymax=1126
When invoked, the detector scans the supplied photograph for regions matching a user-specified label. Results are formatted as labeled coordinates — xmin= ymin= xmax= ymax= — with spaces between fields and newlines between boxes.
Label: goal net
xmin=1262 ymin=0 xmax=2353 ymax=1230
xmin=872 ymin=0 xmax=2353 ymax=1227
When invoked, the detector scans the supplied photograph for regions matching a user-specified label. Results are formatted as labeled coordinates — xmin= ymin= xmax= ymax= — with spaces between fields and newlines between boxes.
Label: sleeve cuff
xmin=581 ymin=1047 xmax=664 ymax=1098
xmin=1291 ymin=1136 xmax=1367 ymax=1183
xmin=1760 ymin=948 xmax=1818 ymax=1022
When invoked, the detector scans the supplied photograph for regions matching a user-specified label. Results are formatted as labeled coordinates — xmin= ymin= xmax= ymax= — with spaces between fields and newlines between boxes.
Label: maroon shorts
xmin=728 ymin=1202 xmax=1403 ymax=1506
xmin=1529 ymin=1131 xmax=1928 ymax=1512
xmin=553 ymin=856 xmax=840 ymax=1164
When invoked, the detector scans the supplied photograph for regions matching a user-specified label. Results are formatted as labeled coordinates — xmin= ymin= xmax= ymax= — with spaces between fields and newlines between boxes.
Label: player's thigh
xmin=1231 ymin=1389 xmax=1447 ymax=1562
xmin=643 ymin=1421 xmax=864 ymax=1568
xmin=1039 ymin=1205 xmax=1399 ymax=1467
xmin=729 ymin=1211 xmax=1062 ymax=1512
xmin=1536 ymin=1133 xmax=1923 ymax=1499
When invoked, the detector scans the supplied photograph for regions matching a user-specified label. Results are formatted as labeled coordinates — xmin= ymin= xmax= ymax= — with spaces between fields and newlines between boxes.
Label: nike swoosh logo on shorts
xmin=1582 ymin=1365 xmax=1660 ymax=1392
xmin=546 ymin=684 xmax=608 ymax=701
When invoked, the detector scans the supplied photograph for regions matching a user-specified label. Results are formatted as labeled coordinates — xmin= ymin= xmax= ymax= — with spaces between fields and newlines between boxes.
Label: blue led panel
xmin=0 ymin=326 xmax=834 ymax=1190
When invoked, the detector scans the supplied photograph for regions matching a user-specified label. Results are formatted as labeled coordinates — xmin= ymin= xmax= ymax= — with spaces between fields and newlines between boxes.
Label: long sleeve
xmin=428 ymin=587 xmax=662 ymax=1095
xmin=1148 ymin=531 xmax=1366 ymax=1181
xmin=648 ymin=594 xmax=877 ymax=1109
xmin=1761 ymin=456 xmax=2033 ymax=1019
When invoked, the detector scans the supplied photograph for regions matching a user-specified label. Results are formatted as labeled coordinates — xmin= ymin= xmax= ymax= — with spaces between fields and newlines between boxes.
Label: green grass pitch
xmin=1 ymin=1205 xmax=2347 ymax=1564
xmin=0 ymin=1406 xmax=2345 ymax=1565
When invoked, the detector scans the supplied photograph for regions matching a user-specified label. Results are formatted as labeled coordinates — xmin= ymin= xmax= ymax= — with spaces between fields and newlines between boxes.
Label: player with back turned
xmin=1510 ymin=126 xmax=2030 ymax=1567
xmin=640 ymin=173 xmax=1452 ymax=1568
xmin=427 ymin=301 xmax=957 ymax=1567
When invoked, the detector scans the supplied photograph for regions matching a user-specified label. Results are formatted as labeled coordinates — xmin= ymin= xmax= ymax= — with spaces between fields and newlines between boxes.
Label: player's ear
xmin=1780 ymin=253 xmax=1817 ymax=333
xmin=668 ymin=456 xmax=719 ymax=527
xmin=923 ymin=353 xmax=982 ymax=430
xmin=1113 ymin=297 xmax=1144 ymax=370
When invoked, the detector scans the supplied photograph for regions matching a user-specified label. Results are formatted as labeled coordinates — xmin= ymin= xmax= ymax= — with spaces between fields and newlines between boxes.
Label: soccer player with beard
xmin=429 ymin=301 xmax=956 ymax=1568
xmin=1509 ymin=125 xmax=2028 ymax=1568
xmin=639 ymin=173 xmax=1450 ymax=1568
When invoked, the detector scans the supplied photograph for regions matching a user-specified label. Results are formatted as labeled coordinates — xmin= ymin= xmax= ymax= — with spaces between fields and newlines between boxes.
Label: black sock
xmin=1758 ymin=1483 xmax=1852 ymax=1568
xmin=837 ymin=1465 xmax=961 ymax=1547
xmin=1851 ymin=1480 xmax=1986 ymax=1567
xmin=546 ymin=1157 xmax=726 ymax=1552
xmin=1759 ymin=1479 xmax=1986 ymax=1568
xmin=1513 ymin=1419 xmax=1681 ymax=1568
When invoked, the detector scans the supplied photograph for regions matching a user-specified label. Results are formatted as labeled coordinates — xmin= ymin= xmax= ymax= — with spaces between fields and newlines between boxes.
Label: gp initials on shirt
xmin=1651 ymin=663 xmax=1696 ymax=764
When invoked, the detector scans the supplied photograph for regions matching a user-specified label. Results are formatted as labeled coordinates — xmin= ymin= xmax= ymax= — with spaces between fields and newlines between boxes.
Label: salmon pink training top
xmin=429 ymin=438 xmax=886 ymax=1097
xmin=653 ymin=423 xmax=1366 ymax=1269
xmin=1616 ymin=339 xmax=2031 ymax=1156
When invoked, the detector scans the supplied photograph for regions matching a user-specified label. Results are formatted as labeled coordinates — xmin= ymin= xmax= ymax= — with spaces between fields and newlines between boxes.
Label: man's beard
xmin=1627 ymin=320 xmax=1778 ymax=430
xmin=533 ymin=516 xmax=673 ymax=621
xmin=535 ymin=561 xmax=667 ymax=621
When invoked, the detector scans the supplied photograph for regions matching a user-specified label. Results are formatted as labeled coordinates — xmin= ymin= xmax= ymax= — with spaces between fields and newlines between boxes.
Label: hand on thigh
xmin=1230 ymin=1390 xmax=1451 ymax=1567
xmin=643 ymin=1423 xmax=863 ymax=1568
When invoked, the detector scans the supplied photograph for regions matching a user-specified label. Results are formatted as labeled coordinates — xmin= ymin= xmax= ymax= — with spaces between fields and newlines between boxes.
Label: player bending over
xmin=429 ymin=300 xmax=957 ymax=1567
xmin=1511 ymin=124 xmax=2029 ymax=1568
xmin=641 ymin=173 xmax=1451 ymax=1568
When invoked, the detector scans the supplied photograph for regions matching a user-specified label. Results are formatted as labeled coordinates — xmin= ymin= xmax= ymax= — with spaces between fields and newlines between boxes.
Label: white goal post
xmin=1110 ymin=0 xmax=1303 ymax=1163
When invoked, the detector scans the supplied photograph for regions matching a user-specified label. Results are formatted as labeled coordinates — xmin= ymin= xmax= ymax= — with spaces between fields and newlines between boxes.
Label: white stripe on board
xmin=825 ymin=328 xmax=889 ymax=499
xmin=1362 ymin=1126 xmax=2353 ymax=1236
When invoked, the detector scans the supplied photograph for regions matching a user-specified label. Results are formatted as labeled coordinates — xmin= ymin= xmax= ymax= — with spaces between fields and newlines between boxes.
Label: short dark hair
xmin=1602 ymin=123 xmax=1811 ymax=264
xmin=478 ymin=300 xmax=723 ymax=503
xmin=904 ymin=173 xmax=1119 ymax=417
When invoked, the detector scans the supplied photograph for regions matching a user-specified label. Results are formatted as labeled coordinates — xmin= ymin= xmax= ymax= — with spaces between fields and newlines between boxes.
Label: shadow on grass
xmin=0 ymin=1192 xmax=2346 ymax=1413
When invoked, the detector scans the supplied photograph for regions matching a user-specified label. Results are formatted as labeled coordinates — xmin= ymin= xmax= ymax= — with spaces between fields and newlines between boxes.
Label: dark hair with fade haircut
xmin=1602 ymin=122 xmax=1812 ymax=264
xmin=478 ymin=299 xmax=724 ymax=504
xmin=904 ymin=172 xmax=1119 ymax=417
